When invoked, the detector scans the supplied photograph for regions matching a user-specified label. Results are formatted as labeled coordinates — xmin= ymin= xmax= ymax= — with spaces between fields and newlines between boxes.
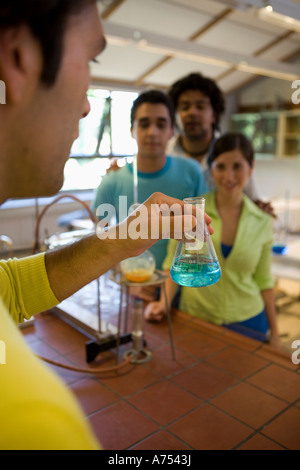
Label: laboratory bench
xmin=21 ymin=290 xmax=300 ymax=451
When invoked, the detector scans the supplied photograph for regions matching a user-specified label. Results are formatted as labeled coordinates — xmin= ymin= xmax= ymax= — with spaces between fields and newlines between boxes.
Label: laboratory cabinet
xmin=230 ymin=110 xmax=300 ymax=160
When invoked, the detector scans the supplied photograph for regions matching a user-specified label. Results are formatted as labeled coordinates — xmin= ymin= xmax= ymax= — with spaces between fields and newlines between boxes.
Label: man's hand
xmin=106 ymin=159 xmax=121 ymax=174
xmin=97 ymin=192 xmax=213 ymax=259
xmin=254 ymin=199 xmax=276 ymax=218
xmin=268 ymin=334 xmax=281 ymax=349
xmin=46 ymin=192 xmax=213 ymax=302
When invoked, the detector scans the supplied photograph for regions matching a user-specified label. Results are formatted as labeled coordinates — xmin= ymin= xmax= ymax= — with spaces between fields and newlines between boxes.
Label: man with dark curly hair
xmin=167 ymin=73 xmax=259 ymax=199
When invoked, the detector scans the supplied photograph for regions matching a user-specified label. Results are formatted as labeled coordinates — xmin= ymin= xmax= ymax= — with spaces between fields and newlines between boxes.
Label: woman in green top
xmin=145 ymin=132 xmax=280 ymax=348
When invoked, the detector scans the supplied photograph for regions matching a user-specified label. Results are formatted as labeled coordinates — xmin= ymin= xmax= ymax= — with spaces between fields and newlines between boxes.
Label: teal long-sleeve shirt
xmin=163 ymin=192 xmax=274 ymax=324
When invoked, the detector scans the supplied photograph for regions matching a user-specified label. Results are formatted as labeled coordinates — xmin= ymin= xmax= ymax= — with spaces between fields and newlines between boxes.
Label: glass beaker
xmin=120 ymin=250 xmax=156 ymax=283
xmin=272 ymin=218 xmax=288 ymax=255
xmin=170 ymin=197 xmax=221 ymax=287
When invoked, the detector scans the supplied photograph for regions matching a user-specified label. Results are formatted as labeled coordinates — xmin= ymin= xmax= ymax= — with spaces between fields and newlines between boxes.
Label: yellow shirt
xmin=0 ymin=254 xmax=100 ymax=450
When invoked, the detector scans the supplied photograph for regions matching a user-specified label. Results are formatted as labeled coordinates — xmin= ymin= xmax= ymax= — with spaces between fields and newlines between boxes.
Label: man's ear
xmin=131 ymin=124 xmax=137 ymax=140
xmin=0 ymin=25 xmax=42 ymax=104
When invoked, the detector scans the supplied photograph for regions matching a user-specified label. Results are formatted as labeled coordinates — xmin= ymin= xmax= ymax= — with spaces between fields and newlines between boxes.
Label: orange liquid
xmin=125 ymin=269 xmax=151 ymax=283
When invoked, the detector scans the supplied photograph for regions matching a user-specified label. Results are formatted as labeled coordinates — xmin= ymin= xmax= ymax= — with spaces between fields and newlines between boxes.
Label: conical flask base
xmin=170 ymin=253 xmax=221 ymax=288
xmin=170 ymin=197 xmax=221 ymax=288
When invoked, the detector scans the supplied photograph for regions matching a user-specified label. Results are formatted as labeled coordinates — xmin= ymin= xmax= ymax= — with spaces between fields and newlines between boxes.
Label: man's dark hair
xmin=131 ymin=89 xmax=176 ymax=128
xmin=0 ymin=0 xmax=96 ymax=86
xmin=209 ymin=132 xmax=254 ymax=168
xmin=168 ymin=73 xmax=225 ymax=130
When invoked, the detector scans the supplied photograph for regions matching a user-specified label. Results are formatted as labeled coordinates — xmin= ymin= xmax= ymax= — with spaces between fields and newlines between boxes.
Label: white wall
xmin=254 ymin=159 xmax=300 ymax=232
xmin=254 ymin=159 xmax=300 ymax=200
xmin=237 ymin=57 xmax=300 ymax=108
xmin=0 ymin=195 xmax=93 ymax=253
xmin=226 ymin=59 xmax=300 ymax=232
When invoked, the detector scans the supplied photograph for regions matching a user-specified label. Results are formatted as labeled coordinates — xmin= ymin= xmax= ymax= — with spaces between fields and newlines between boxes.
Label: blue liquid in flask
xmin=170 ymin=254 xmax=221 ymax=287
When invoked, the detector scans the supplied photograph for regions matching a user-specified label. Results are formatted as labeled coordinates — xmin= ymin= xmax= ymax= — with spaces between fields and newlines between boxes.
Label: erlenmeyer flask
xmin=170 ymin=197 xmax=221 ymax=287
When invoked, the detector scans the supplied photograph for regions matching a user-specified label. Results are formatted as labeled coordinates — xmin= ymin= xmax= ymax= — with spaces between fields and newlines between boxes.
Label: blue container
xmin=272 ymin=244 xmax=289 ymax=255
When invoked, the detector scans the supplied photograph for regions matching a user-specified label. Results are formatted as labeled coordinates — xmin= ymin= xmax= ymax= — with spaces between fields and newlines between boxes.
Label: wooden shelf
xmin=230 ymin=110 xmax=300 ymax=159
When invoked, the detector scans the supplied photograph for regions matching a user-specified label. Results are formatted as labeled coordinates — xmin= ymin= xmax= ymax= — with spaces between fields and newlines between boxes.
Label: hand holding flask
xmin=170 ymin=197 xmax=221 ymax=287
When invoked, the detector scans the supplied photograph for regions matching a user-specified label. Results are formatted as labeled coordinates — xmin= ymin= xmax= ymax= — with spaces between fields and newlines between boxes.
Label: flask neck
xmin=183 ymin=196 xmax=205 ymax=208
xmin=183 ymin=197 xmax=205 ymax=240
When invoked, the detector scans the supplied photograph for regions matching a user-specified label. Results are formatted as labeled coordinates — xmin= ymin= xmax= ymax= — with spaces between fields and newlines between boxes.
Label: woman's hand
xmin=268 ymin=333 xmax=281 ymax=349
xmin=144 ymin=301 xmax=166 ymax=322
xmin=129 ymin=285 xmax=158 ymax=302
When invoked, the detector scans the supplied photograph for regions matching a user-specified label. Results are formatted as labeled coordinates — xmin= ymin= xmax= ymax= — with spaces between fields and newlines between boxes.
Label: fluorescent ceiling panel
xmin=90 ymin=43 xmax=165 ymax=81
xmin=218 ymin=70 xmax=255 ymax=93
xmin=144 ymin=58 xmax=228 ymax=86
xmin=290 ymin=32 xmax=300 ymax=44
xmin=196 ymin=19 xmax=275 ymax=55
xmin=259 ymin=39 xmax=300 ymax=61
xmin=108 ymin=0 xmax=212 ymax=40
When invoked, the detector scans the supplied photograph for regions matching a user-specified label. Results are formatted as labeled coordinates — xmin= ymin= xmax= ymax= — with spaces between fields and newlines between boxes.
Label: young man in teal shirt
xmin=91 ymin=90 xmax=208 ymax=270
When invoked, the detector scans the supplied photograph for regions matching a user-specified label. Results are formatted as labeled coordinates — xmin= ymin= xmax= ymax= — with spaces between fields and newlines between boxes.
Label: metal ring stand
xmin=123 ymin=349 xmax=152 ymax=364
xmin=110 ymin=270 xmax=176 ymax=363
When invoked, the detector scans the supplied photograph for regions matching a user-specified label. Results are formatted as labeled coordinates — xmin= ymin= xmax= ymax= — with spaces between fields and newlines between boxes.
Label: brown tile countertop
xmin=22 ymin=307 xmax=300 ymax=451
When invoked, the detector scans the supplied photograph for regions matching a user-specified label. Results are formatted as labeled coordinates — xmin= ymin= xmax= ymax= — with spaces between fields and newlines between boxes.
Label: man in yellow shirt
xmin=0 ymin=0 xmax=212 ymax=450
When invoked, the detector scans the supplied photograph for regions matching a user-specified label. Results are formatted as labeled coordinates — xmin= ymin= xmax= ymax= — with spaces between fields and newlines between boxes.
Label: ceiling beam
xmin=133 ymin=8 xmax=233 ymax=86
xmin=189 ymin=8 xmax=232 ymax=41
xmin=216 ymin=29 xmax=295 ymax=83
xmin=134 ymin=57 xmax=172 ymax=86
xmin=101 ymin=0 xmax=126 ymax=19
xmin=219 ymin=0 xmax=300 ymax=21
xmin=103 ymin=20 xmax=300 ymax=81
xmin=90 ymin=75 xmax=144 ymax=91
xmin=223 ymin=47 xmax=300 ymax=95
